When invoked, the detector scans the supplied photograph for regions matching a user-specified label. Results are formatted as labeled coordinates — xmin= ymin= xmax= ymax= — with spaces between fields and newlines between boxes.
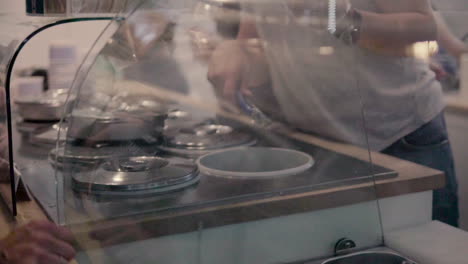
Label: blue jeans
xmin=382 ymin=112 xmax=459 ymax=227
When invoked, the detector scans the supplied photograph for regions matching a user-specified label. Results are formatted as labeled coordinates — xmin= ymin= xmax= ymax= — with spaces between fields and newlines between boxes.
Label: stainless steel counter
xmin=15 ymin=125 xmax=396 ymax=224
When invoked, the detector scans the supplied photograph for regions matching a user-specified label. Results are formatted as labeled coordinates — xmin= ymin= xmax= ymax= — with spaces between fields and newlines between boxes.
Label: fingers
xmin=1 ymin=221 xmax=77 ymax=264
xmin=27 ymin=221 xmax=75 ymax=244
xmin=33 ymin=233 xmax=76 ymax=260
xmin=208 ymin=69 xmax=243 ymax=111
xmin=0 ymin=158 xmax=9 ymax=182
xmin=429 ymin=61 xmax=447 ymax=81
xmin=29 ymin=246 xmax=70 ymax=264
xmin=0 ymin=88 xmax=5 ymax=110
xmin=240 ymin=68 xmax=253 ymax=97
xmin=7 ymin=245 xmax=69 ymax=264
xmin=207 ymin=40 xmax=259 ymax=108
xmin=0 ymin=158 xmax=9 ymax=170
xmin=223 ymin=78 xmax=240 ymax=104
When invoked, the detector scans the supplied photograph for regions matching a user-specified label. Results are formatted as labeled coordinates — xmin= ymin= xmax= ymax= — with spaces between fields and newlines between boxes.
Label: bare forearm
xmin=358 ymin=10 xmax=437 ymax=46
xmin=434 ymin=12 xmax=468 ymax=59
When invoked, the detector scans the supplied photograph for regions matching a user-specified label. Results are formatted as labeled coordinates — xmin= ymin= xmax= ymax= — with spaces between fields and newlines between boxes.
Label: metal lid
xmin=14 ymin=97 xmax=66 ymax=106
xmin=49 ymin=145 xmax=159 ymax=170
xmin=14 ymin=89 xmax=70 ymax=106
xmin=71 ymin=109 xmax=126 ymax=123
xmin=49 ymin=146 xmax=115 ymax=169
xmin=29 ymin=124 xmax=66 ymax=147
xmin=71 ymin=108 xmax=167 ymax=124
xmin=71 ymin=156 xmax=199 ymax=193
xmin=67 ymin=108 xmax=166 ymax=144
xmin=16 ymin=120 xmax=56 ymax=135
xmin=163 ymin=124 xmax=256 ymax=151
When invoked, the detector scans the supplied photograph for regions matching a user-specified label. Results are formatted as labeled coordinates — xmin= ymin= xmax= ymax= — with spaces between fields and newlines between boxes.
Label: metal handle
xmin=334 ymin=238 xmax=356 ymax=256
xmin=236 ymin=91 xmax=273 ymax=127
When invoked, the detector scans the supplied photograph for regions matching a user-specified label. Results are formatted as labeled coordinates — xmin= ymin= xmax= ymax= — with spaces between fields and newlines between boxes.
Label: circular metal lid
xmin=163 ymin=124 xmax=256 ymax=151
xmin=49 ymin=145 xmax=159 ymax=170
xmin=119 ymin=97 xmax=169 ymax=114
xmin=29 ymin=124 xmax=66 ymax=146
xmin=15 ymin=98 xmax=65 ymax=106
xmin=15 ymin=89 xmax=70 ymax=106
xmin=71 ymin=156 xmax=199 ymax=193
xmin=68 ymin=108 xmax=166 ymax=144
xmin=71 ymin=108 xmax=167 ymax=126
xmin=49 ymin=146 xmax=117 ymax=168
xmin=167 ymin=110 xmax=190 ymax=120
xmin=16 ymin=120 xmax=56 ymax=135
xmin=71 ymin=109 xmax=126 ymax=123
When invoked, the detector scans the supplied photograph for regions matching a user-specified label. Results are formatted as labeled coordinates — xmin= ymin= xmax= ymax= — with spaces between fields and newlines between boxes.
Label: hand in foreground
xmin=0 ymin=124 xmax=8 ymax=182
xmin=0 ymin=221 xmax=76 ymax=264
xmin=0 ymin=88 xmax=5 ymax=113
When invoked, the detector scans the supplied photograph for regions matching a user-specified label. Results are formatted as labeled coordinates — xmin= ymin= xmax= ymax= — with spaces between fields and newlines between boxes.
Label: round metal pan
xmin=160 ymin=124 xmax=256 ymax=157
xmin=71 ymin=156 xmax=199 ymax=194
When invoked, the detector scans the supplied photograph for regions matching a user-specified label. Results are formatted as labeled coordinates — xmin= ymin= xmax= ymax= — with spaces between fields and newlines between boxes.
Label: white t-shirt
xmin=248 ymin=0 xmax=444 ymax=151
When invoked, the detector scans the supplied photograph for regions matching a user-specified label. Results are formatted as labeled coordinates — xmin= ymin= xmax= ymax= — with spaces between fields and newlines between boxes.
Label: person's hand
xmin=207 ymin=39 xmax=270 ymax=108
xmin=0 ymin=124 xmax=8 ymax=160
xmin=0 ymin=158 xmax=9 ymax=183
xmin=0 ymin=124 xmax=8 ymax=182
xmin=208 ymin=40 xmax=248 ymax=105
xmin=429 ymin=60 xmax=448 ymax=81
xmin=189 ymin=28 xmax=222 ymax=64
xmin=0 ymin=87 xmax=5 ymax=114
xmin=0 ymin=221 xmax=76 ymax=264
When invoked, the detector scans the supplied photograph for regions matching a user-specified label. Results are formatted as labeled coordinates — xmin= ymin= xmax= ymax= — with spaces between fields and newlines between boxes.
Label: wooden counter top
xmin=0 ymin=131 xmax=444 ymax=250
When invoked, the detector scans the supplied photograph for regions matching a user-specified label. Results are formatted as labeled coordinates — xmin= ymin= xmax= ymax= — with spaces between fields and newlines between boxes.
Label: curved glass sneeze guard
xmin=0 ymin=0 xmax=117 ymax=215
xmin=57 ymin=0 xmax=394 ymax=263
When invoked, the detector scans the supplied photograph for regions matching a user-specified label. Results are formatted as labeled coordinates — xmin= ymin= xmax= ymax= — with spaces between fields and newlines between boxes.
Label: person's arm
xmin=356 ymin=0 xmax=437 ymax=46
xmin=208 ymin=13 xmax=269 ymax=104
xmin=433 ymin=12 xmax=468 ymax=60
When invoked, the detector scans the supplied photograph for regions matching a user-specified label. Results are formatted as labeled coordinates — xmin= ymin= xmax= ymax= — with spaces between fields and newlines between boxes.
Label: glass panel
xmin=0 ymin=0 xmax=120 ymax=215
xmin=0 ymin=0 xmax=58 ymax=213
xmin=57 ymin=0 xmax=389 ymax=263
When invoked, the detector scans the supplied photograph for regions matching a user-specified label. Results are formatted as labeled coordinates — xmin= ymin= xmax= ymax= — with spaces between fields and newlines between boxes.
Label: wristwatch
xmin=335 ymin=8 xmax=362 ymax=45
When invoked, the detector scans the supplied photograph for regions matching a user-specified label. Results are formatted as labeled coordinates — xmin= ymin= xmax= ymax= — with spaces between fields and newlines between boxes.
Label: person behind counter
xmin=208 ymin=0 xmax=467 ymax=227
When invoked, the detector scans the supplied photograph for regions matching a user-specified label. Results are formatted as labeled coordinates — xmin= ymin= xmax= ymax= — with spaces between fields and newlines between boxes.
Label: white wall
xmin=433 ymin=0 xmax=468 ymax=39
xmin=3 ymin=0 xmax=108 ymax=71
xmin=3 ymin=0 xmax=217 ymax=103
xmin=446 ymin=111 xmax=468 ymax=230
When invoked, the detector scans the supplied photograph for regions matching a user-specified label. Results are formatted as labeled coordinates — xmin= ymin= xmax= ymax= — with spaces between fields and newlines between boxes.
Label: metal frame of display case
xmin=2 ymin=16 xmax=113 ymax=216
